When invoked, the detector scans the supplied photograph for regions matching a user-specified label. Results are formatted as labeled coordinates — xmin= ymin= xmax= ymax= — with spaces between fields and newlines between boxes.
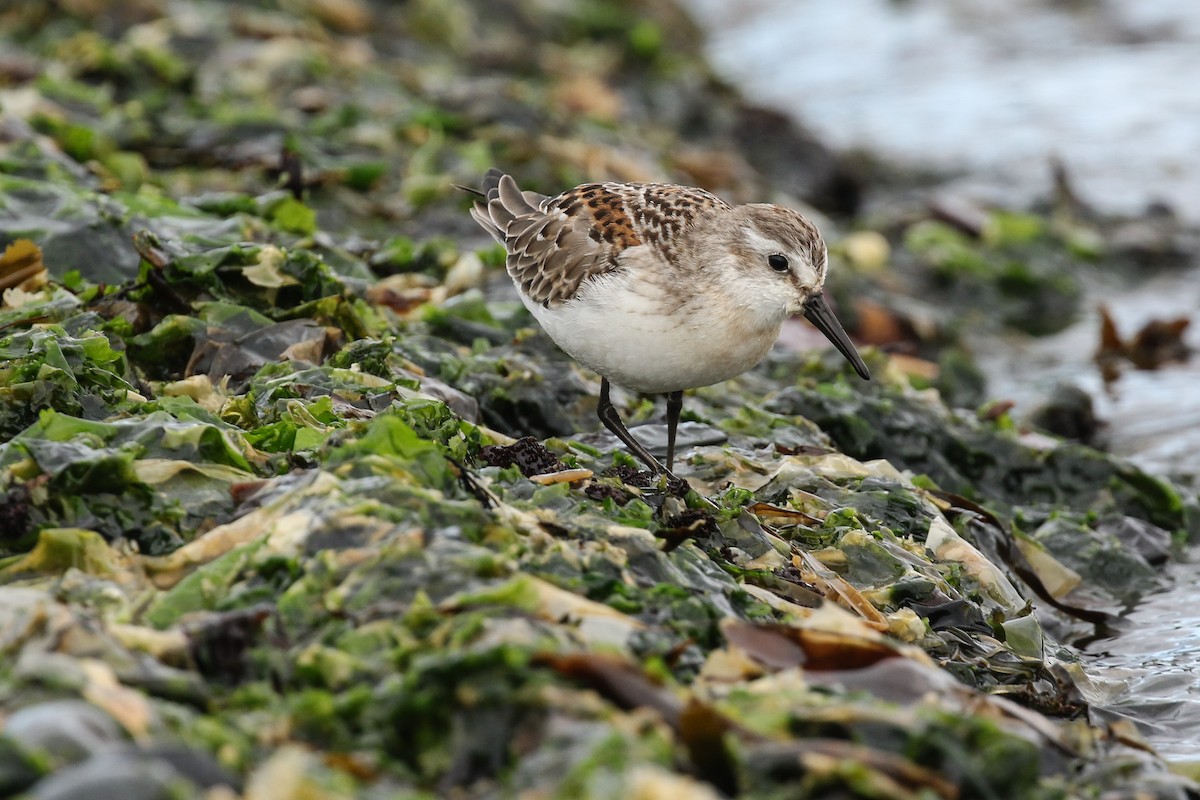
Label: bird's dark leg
xmin=664 ymin=390 xmax=683 ymax=471
xmin=597 ymin=378 xmax=670 ymax=475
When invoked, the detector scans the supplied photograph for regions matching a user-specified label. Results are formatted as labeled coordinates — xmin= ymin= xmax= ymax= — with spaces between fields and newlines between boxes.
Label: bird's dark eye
xmin=767 ymin=254 xmax=789 ymax=272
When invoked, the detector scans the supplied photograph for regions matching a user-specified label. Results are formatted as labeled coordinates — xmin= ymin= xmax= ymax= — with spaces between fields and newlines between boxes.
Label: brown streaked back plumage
xmin=469 ymin=168 xmax=731 ymax=307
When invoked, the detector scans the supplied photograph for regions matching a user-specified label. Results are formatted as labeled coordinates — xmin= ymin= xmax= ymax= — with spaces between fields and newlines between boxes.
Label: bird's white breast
xmin=522 ymin=265 xmax=783 ymax=395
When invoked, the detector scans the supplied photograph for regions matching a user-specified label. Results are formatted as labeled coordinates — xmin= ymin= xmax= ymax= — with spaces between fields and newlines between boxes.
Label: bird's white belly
xmin=524 ymin=272 xmax=782 ymax=394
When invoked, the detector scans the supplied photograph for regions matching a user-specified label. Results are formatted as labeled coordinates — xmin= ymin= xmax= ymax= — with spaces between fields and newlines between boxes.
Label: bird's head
xmin=715 ymin=203 xmax=870 ymax=380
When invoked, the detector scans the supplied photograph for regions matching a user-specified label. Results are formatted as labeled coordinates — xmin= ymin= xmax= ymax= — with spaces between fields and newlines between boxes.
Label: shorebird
xmin=467 ymin=168 xmax=869 ymax=477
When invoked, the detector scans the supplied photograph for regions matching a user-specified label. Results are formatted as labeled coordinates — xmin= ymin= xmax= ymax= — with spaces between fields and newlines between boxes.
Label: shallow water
xmin=973 ymin=265 xmax=1200 ymax=482
xmin=685 ymin=0 xmax=1200 ymax=221
xmin=683 ymin=0 xmax=1200 ymax=761
xmin=970 ymin=245 xmax=1200 ymax=764
xmin=1083 ymin=556 xmax=1200 ymax=761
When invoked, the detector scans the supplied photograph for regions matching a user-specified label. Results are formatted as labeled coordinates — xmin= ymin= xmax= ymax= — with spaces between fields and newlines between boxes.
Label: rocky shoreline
xmin=2 ymin=1 xmax=1198 ymax=797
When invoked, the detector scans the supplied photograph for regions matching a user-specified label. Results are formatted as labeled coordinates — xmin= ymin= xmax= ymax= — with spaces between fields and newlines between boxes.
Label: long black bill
xmin=803 ymin=292 xmax=871 ymax=380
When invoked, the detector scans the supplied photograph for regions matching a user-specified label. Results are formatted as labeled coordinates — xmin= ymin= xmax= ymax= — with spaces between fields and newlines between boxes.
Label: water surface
xmin=1084 ymin=556 xmax=1200 ymax=761
xmin=686 ymin=0 xmax=1200 ymax=221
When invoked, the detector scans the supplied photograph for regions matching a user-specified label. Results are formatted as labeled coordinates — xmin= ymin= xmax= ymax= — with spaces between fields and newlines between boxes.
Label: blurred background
xmin=684 ymin=0 xmax=1200 ymax=480
xmin=687 ymin=0 xmax=1200 ymax=220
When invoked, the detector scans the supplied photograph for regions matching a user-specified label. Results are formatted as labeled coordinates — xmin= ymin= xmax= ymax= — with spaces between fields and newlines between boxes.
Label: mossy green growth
xmin=0 ymin=528 xmax=119 ymax=577
xmin=770 ymin=377 xmax=1192 ymax=538
xmin=1024 ymin=511 xmax=1161 ymax=604
xmin=0 ymin=0 xmax=1194 ymax=796
xmin=903 ymin=216 xmax=1083 ymax=335
xmin=0 ymin=408 xmax=257 ymax=554
xmin=325 ymin=411 xmax=454 ymax=490
xmin=269 ymin=198 xmax=318 ymax=236
xmin=145 ymin=538 xmax=269 ymax=628
xmin=0 ymin=326 xmax=138 ymax=440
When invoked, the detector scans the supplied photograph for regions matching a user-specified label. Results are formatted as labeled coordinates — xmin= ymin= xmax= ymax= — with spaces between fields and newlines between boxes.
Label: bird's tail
xmin=452 ymin=167 xmax=504 ymax=199
xmin=464 ymin=168 xmax=509 ymax=245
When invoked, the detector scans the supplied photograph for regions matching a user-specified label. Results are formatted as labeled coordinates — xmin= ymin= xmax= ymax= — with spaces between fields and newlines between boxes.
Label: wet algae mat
xmin=2 ymin=1 xmax=1200 ymax=798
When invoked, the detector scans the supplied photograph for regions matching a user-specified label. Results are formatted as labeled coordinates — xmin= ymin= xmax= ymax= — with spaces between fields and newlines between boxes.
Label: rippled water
xmin=974 ymin=266 xmax=1200 ymax=481
xmin=1084 ymin=557 xmax=1200 ymax=761
xmin=682 ymin=0 xmax=1200 ymax=761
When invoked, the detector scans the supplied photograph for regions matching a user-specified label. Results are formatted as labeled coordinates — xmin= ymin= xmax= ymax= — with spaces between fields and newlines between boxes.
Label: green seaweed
xmin=0 ymin=0 xmax=1194 ymax=797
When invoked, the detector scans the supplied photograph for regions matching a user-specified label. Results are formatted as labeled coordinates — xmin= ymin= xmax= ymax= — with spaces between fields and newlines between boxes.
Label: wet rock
xmin=731 ymin=104 xmax=863 ymax=215
xmin=1 ymin=0 xmax=1198 ymax=796
xmin=1095 ymin=516 xmax=1173 ymax=567
xmin=28 ymin=744 xmax=236 ymax=800
xmin=576 ymin=420 xmax=728 ymax=461
xmin=1109 ymin=209 xmax=1197 ymax=268
xmin=4 ymin=700 xmax=124 ymax=768
xmin=1028 ymin=383 xmax=1102 ymax=445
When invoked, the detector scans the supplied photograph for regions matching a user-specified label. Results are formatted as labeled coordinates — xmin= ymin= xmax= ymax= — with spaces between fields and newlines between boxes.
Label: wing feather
xmin=468 ymin=170 xmax=727 ymax=307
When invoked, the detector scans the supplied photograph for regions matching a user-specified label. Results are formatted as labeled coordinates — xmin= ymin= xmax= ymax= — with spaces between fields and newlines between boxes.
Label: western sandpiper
xmin=467 ymin=168 xmax=870 ymax=477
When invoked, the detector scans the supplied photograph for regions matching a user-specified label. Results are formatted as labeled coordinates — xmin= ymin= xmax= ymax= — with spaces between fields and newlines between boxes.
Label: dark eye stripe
xmin=768 ymin=254 xmax=789 ymax=272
